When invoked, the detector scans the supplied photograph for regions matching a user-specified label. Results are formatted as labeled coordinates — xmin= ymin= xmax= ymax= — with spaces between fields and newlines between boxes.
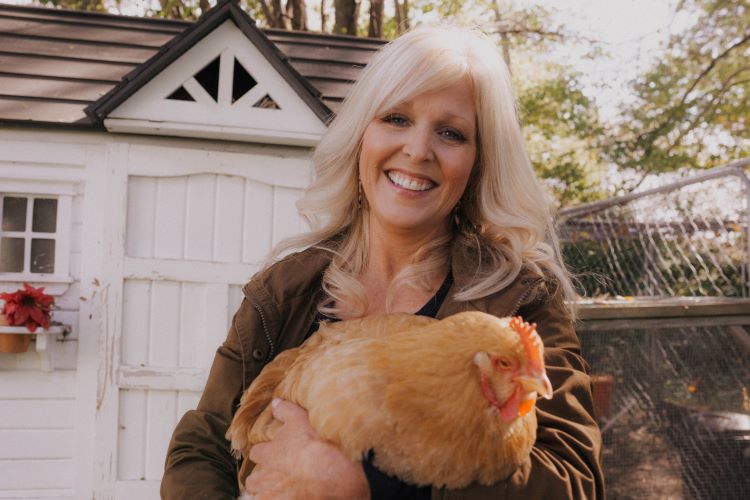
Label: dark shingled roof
xmin=0 ymin=2 xmax=384 ymax=128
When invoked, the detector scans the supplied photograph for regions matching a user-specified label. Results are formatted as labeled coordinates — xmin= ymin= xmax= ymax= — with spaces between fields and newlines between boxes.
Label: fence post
xmin=734 ymin=167 xmax=750 ymax=298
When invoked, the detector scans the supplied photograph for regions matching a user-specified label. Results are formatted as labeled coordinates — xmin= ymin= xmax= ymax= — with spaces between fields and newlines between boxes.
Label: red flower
xmin=0 ymin=284 xmax=54 ymax=333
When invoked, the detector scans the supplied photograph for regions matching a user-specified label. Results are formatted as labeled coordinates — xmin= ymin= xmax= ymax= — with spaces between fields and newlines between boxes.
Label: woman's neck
xmin=357 ymin=216 xmax=450 ymax=315
xmin=365 ymin=218 xmax=449 ymax=280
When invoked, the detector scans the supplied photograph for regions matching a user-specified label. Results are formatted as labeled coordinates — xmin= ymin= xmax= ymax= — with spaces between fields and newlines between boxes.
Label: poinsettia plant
xmin=0 ymin=284 xmax=54 ymax=333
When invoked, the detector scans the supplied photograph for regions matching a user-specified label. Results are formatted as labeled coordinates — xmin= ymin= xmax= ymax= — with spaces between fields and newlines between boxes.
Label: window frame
xmin=0 ymin=182 xmax=73 ymax=285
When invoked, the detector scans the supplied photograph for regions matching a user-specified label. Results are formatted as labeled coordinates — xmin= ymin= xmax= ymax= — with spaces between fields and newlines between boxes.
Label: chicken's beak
xmin=515 ymin=374 xmax=553 ymax=400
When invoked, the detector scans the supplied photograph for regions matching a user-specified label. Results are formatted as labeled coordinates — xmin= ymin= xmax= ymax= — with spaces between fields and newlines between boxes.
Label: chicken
xmin=226 ymin=311 xmax=553 ymax=491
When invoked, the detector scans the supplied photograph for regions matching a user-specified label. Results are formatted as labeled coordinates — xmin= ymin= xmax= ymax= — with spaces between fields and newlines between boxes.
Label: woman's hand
xmin=245 ymin=398 xmax=370 ymax=500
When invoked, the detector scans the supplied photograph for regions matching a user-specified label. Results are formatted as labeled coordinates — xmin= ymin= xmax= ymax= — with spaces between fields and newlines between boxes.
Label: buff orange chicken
xmin=226 ymin=311 xmax=553 ymax=492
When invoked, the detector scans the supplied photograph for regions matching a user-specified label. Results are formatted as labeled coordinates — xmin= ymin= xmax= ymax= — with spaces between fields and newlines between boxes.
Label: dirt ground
xmin=601 ymin=418 xmax=685 ymax=500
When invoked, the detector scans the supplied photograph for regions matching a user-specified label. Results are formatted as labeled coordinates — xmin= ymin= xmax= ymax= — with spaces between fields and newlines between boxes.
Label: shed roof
xmin=0 ymin=2 xmax=384 ymax=128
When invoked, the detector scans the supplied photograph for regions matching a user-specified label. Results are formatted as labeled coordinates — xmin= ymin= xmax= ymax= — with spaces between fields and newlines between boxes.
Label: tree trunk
xmin=257 ymin=0 xmax=275 ymax=26
xmin=334 ymin=0 xmax=359 ymax=35
xmin=159 ymin=0 xmax=184 ymax=19
xmin=393 ymin=0 xmax=402 ymax=33
xmin=285 ymin=0 xmax=293 ymax=25
xmin=289 ymin=0 xmax=308 ymax=30
xmin=491 ymin=0 xmax=511 ymax=72
xmin=269 ymin=0 xmax=287 ymax=28
xmin=393 ymin=0 xmax=409 ymax=33
xmin=500 ymin=32 xmax=512 ymax=72
xmin=199 ymin=0 xmax=210 ymax=15
xmin=368 ymin=0 xmax=384 ymax=38
xmin=321 ymin=0 xmax=328 ymax=32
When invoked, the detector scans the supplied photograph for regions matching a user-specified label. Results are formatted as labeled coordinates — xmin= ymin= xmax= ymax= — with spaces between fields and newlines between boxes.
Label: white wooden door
xmin=91 ymin=141 xmax=310 ymax=499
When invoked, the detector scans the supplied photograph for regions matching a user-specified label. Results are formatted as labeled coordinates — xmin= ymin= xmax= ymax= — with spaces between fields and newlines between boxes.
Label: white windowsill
xmin=0 ymin=276 xmax=74 ymax=296
xmin=0 ymin=274 xmax=73 ymax=284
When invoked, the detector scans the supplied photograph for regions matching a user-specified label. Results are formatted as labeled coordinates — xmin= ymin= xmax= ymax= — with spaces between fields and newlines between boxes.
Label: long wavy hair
xmin=269 ymin=25 xmax=575 ymax=318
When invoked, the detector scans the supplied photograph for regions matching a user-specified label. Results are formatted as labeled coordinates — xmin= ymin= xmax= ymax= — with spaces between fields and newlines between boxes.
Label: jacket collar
xmin=250 ymin=238 xmax=545 ymax=322
xmin=438 ymin=242 xmax=544 ymax=319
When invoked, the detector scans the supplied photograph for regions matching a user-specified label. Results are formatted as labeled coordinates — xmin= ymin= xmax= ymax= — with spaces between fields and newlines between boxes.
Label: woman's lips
xmin=385 ymin=170 xmax=436 ymax=192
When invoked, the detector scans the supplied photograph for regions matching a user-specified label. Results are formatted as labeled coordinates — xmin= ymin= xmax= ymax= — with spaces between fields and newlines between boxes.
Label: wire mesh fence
xmin=560 ymin=161 xmax=750 ymax=299
xmin=560 ymin=160 xmax=750 ymax=499
xmin=579 ymin=322 xmax=750 ymax=500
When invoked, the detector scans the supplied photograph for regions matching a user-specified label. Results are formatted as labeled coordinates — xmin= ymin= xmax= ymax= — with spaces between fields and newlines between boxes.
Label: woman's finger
xmin=270 ymin=398 xmax=309 ymax=425
xmin=244 ymin=467 xmax=261 ymax=493
xmin=247 ymin=442 xmax=270 ymax=464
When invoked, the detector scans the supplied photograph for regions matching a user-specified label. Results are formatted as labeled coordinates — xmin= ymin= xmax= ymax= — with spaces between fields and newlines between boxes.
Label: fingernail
xmin=271 ymin=397 xmax=281 ymax=408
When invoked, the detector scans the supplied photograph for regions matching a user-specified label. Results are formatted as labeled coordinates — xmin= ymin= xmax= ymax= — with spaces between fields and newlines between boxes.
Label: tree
xmin=333 ymin=0 xmax=360 ymax=35
xmin=518 ymin=70 xmax=605 ymax=205
xmin=368 ymin=0 xmax=384 ymax=38
xmin=320 ymin=0 xmax=328 ymax=31
xmin=393 ymin=0 xmax=409 ymax=34
xmin=606 ymin=0 xmax=750 ymax=179
xmin=289 ymin=0 xmax=308 ymax=29
xmin=38 ymin=0 xmax=107 ymax=12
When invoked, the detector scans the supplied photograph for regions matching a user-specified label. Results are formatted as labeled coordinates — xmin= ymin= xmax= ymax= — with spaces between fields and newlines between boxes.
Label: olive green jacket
xmin=161 ymin=246 xmax=605 ymax=499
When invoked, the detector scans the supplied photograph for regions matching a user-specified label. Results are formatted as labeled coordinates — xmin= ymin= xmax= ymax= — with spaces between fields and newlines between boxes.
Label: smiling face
xmin=358 ymin=79 xmax=478 ymax=239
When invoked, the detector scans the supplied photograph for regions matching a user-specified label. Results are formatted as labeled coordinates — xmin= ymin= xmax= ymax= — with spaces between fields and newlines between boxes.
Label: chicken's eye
xmin=494 ymin=356 xmax=513 ymax=371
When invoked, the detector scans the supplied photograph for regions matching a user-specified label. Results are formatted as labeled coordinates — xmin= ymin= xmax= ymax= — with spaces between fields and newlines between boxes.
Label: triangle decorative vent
xmin=166 ymin=53 xmax=278 ymax=110
xmin=253 ymin=94 xmax=280 ymax=109
xmin=166 ymin=86 xmax=195 ymax=102
xmin=233 ymin=58 xmax=257 ymax=103
xmin=194 ymin=56 xmax=220 ymax=101
xmin=106 ymin=20 xmax=325 ymax=145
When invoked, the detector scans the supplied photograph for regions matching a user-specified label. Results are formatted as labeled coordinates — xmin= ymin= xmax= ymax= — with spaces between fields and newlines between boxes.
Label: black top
xmin=305 ymin=272 xmax=453 ymax=499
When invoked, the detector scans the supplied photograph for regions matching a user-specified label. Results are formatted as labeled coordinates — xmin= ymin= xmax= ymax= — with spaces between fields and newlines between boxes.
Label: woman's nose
xmin=402 ymin=126 xmax=434 ymax=163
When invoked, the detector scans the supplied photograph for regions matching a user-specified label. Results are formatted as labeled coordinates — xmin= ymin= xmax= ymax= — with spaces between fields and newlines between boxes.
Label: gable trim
xmin=85 ymin=0 xmax=332 ymax=125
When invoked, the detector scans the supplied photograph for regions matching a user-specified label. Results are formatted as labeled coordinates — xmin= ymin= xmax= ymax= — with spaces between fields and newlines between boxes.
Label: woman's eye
xmin=440 ymin=128 xmax=466 ymax=142
xmin=383 ymin=114 xmax=408 ymax=126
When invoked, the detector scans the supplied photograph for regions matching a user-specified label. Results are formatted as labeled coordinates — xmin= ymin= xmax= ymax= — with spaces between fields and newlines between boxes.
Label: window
xmin=0 ymin=194 xmax=67 ymax=278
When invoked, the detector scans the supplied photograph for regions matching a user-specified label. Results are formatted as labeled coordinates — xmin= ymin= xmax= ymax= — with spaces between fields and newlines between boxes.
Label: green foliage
xmin=518 ymin=70 xmax=606 ymax=206
xmin=606 ymin=0 xmax=750 ymax=174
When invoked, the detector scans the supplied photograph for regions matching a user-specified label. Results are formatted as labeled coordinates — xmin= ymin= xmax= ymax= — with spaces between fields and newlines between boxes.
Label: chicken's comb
xmin=509 ymin=316 xmax=543 ymax=373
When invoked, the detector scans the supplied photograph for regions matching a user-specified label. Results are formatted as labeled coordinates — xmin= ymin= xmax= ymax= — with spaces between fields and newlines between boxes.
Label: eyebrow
xmin=386 ymin=103 xmax=476 ymax=131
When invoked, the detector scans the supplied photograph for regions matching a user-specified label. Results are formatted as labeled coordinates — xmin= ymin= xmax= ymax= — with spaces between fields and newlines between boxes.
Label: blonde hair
xmin=269 ymin=25 xmax=575 ymax=318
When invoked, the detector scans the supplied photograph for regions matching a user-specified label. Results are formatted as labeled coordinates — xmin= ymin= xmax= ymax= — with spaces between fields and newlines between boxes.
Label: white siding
xmin=0 ymin=136 xmax=87 ymax=499
xmin=0 ymin=372 xmax=76 ymax=496
xmin=115 ymin=145 xmax=308 ymax=497
xmin=125 ymin=177 xmax=157 ymax=259
xmin=243 ymin=180 xmax=273 ymax=263
xmin=184 ymin=175 xmax=215 ymax=261
xmin=1 ymin=128 xmax=313 ymax=500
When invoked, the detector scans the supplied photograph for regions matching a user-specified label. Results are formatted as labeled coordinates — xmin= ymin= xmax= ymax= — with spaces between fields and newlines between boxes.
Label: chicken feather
xmin=227 ymin=311 xmax=551 ymax=491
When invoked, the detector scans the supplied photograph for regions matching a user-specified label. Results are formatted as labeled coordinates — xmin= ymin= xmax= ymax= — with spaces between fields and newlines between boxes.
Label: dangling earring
xmin=452 ymin=202 xmax=461 ymax=228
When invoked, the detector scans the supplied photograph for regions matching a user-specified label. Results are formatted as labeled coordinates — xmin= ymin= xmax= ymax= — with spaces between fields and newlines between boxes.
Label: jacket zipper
xmin=509 ymin=277 xmax=543 ymax=317
xmin=251 ymin=301 xmax=275 ymax=363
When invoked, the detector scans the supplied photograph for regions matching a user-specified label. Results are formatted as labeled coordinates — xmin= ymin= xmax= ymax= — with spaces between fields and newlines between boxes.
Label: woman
xmin=161 ymin=26 xmax=604 ymax=499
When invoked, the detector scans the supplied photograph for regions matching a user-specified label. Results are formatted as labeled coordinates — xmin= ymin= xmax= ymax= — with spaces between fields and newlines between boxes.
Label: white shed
xmin=0 ymin=2 xmax=382 ymax=498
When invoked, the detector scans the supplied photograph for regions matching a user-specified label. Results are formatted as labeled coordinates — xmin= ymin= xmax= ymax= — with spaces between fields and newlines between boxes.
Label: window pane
xmin=31 ymin=238 xmax=55 ymax=274
xmin=2 ymin=197 xmax=27 ymax=232
xmin=32 ymin=198 xmax=58 ymax=233
xmin=0 ymin=237 xmax=24 ymax=272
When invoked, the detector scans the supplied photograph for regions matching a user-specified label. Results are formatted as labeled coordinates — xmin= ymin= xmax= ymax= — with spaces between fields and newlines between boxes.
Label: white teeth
xmin=386 ymin=171 xmax=435 ymax=191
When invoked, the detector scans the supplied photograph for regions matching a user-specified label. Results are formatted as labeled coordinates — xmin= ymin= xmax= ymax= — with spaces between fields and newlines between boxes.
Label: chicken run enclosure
xmin=560 ymin=159 xmax=750 ymax=499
